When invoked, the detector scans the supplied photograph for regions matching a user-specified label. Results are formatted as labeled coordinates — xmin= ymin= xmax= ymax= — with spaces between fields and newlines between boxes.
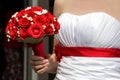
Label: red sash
xmin=55 ymin=44 xmax=120 ymax=62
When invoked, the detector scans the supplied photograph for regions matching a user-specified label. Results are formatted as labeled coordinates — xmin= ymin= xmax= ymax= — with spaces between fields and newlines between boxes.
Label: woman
xmin=30 ymin=0 xmax=120 ymax=80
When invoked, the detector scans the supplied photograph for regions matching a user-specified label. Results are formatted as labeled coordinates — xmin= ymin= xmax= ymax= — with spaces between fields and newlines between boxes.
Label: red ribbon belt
xmin=54 ymin=44 xmax=120 ymax=62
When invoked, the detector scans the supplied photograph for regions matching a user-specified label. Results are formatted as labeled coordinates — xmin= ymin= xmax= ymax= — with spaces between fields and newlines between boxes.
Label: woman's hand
xmin=30 ymin=55 xmax=50 ymax=74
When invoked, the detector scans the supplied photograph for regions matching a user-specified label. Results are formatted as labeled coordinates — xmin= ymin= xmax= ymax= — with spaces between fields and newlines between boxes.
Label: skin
xmin=30 ymin=0 xmax=120 ymax=74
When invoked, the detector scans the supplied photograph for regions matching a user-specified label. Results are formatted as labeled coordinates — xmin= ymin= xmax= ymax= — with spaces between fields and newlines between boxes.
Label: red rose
xmin=9 ymin=26 xmax=18 ymax=40
xmin=53 ymin=21 xmax=60 ymax=33
xmin=16 ymin=10 xmax=25 ymax=19
xmin=5 ymin=23 xmax=12 ymax=33
xmin=16 ymin=10 xmax=34 ymax=19
xmin=31 ymin=6 xmax=42 ymax=12
xmin=18 ymin=18 xmax=31 ymax=27
xmin=27 ymin=23 xmax=44 ymax=38
xmin=33 ymin=15 xmax=47 ymax=24
xmin=10 ymin=18 xmax=17 ymax=25
xmin=45 ymin=12 xmax=55 ymax=22
xmin=5 ymin=22 xmax=17 ymax=33
xmin=45 ymin=25 xmax=54 ymax=35
xmin=19 ymin=28 xmax=28 ymax=40
xmin=25 ymin=10 xmax=35 ymax=18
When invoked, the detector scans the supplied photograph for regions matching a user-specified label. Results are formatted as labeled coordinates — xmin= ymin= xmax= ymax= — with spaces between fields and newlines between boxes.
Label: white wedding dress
xmin=54 ymin=12 xmax=120 ymax=80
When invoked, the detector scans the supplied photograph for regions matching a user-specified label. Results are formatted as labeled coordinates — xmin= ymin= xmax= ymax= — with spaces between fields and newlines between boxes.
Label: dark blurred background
xmin=0 ymin=0 xmax=25 ymax=80
xmin=0 ymin=0 xmax=55 ymax=80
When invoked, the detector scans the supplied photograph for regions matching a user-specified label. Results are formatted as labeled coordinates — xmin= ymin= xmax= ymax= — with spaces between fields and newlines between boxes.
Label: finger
xmin=30 ymin=59 xmax=49 ymax=66
xmin=30 ymin=60 xmax=42 ymax=66
xmin=36 ymin=66 xmax=48 ymax=74
xmin=41 ymin=59 xmax=49 ymax=64
xmin=31 ymin=55 xmax=44 ymax=61
xmin=32 ymin=61 xmax=49 ymax=70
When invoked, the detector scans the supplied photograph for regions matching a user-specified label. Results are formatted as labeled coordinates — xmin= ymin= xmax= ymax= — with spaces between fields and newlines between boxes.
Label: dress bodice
xmin=54 ymin=12 xmax=120 ymax=80
xmin=56 ymin=12 xmax=120 ymax=48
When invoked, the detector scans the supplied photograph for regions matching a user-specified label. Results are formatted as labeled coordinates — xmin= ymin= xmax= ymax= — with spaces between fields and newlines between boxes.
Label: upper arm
xmin=53 ymin=0 xmax=63 ymax=46
xmin=53 ymin=0 xmax=64 ymax=18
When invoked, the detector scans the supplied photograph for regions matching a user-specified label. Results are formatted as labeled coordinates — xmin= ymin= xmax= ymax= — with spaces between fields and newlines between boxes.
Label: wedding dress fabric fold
xmin=54 ymin=12 xmax=120 ymax=80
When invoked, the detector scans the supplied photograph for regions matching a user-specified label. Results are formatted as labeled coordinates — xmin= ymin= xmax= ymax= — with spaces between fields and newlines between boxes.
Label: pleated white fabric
xmin=54 ymin=12 xmax=120 ymax=80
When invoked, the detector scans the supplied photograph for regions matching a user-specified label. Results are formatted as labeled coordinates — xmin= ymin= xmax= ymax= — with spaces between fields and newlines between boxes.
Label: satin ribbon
xmin=55 ymin=44 xmax=120 ymax=62
xmin=31 ymin=40 xmax=45 ymax=57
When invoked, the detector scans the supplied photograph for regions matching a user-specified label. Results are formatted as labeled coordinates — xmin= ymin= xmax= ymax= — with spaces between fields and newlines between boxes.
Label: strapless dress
xmin=54 ymin=12 xmax=120 ymax=80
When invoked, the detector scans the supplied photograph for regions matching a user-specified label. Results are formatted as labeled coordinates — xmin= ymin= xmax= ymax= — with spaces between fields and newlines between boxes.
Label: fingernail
xmin=45 ymin=60 xmax=49 ymax=62
xmin=40 ymin=57 xmax=44 ymax=59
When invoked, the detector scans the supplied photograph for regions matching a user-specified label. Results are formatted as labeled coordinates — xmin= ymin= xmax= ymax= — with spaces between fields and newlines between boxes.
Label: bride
xmin=30 ymin=0 xmax=120 ymax=80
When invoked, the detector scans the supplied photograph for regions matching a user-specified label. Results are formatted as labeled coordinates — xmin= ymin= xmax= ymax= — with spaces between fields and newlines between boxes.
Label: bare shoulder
xmin=53 ymin=0 xmax=65 ymax=17
xmin=54 ymin=0 xmax=64 ymax=4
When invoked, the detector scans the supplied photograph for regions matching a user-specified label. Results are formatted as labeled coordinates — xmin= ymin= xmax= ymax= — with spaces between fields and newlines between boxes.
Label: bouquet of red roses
xmin=5 ymin=6 xmax=60 ymax=57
